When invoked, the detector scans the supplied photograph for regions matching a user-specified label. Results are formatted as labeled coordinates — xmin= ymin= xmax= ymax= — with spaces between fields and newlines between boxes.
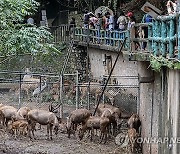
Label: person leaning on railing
xmin=83 ymin=10 xmax=91 ymax=42
xmin=95 ymin=13 xmax=103 ymax=44
xmin=126 ymin=12 xmax=140 ymax=50
xmin=166 ymin=0 xmax=177 ymax=15
xmin=69 ymin=17 xmax=76 ymax=38
xmin=141 ymin=14 xmax=152 ymax=50
xmin=117 ymin=11 xmax=127 ymax=39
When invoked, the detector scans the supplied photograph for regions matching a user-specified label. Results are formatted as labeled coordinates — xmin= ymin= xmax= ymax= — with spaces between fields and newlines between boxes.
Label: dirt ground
xmin=0 ymin=91 xmax=140 ymax=154
xmin=0 ymin=124 xmax=131 ymax=154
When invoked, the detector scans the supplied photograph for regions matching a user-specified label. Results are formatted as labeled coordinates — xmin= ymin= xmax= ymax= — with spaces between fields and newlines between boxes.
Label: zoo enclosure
xmin=0 ymin=71 xmax=140 ymax=117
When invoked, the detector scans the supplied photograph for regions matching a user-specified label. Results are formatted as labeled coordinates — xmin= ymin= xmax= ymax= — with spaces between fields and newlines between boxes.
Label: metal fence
xmin=75 ymin=75 xmax=139 ymax=115
xmin=0 ymin=71 xmax=139 ymax=117
xmin=0 ymin=71 xmax=61 ymax=112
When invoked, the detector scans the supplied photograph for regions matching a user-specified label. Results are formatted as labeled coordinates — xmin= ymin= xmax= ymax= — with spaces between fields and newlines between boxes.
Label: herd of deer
xmin=0 ymin=102 xmax=141 ymax=152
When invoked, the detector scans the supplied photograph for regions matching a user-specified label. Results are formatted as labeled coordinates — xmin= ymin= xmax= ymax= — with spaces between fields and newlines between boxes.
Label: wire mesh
xmin=0 ymin=71 xmax=139 ymax=117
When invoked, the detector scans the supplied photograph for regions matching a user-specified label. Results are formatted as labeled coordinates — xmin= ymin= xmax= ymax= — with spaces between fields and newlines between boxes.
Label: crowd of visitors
xmin=83 ymin=10 xmax=135 ymax=33
xmin=82 ymin=9 xmax=139 ymax=45
xmin=77 ymin=1 xmax=177 ymax=48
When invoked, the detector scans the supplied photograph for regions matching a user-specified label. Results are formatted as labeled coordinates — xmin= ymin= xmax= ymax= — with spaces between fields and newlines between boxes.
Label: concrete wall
xmin=87 ymin=47 xmax=180 ymax=154
xmin=166 ymin=70 xmax=180 ymax=154
xmin=138 ymin=61 xmax=156 ymax=154
xmin=87 ymin=48 xmax=138 ymax=84
xmin=138 ymin=65 xmax=180 ymax=154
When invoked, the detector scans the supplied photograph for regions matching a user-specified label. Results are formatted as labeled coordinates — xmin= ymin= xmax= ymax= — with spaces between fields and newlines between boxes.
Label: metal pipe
xmin=75 ymin=70 xmax=79 ymax=109
xmin=59 ymin=75 xmax=63 ymax=118
xmin=93 ymin=37 xmax=127 ymax=116
xmin=18 ymin=74 xmax=22 ymax=109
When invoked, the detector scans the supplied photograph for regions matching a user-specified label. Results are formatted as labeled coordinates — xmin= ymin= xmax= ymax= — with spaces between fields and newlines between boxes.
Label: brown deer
xmin=8 ymin=120 xmax=28 ymax=138
xmin=27 ymin=109 xmax=59 ymax=140
xmin=66 ymin=108 xmax=91 ymax=138
xmin=97 ymin=103 xmax=122 ymax=135
xmin=78 ymin=116 xmax=110 ymax=143
xmin=128 ymin=128 xmax=139 ymax=153
xmin=16 ymin=107 xmax=31 ymax=120
xmin=0 ymin=105 xmax=17 ymax=126
xmin=127 ymin=113 xmax=141 ymax=133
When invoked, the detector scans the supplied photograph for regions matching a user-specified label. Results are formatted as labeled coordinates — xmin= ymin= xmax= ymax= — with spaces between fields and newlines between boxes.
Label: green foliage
xmin=174 ymin=62 xmax=180 ymax=69
xmin=0 ymin=0 xmax=60 ymax=58
xmin=0 ymin=43 xmax=66 ymax=73
xmin=149 ymin=55 xmax=179 ymax=72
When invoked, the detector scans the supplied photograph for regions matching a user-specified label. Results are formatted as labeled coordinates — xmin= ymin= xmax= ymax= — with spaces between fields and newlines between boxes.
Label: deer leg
xmin=14 ymin=129 xmax=17 ymax=139
xmin=99 ymin=131 xmax=103 ymax=143
xmin=4 ymin=118 xmax=9 ymax=127
xmin=112 ymin=122 xmax=117 ymax=136
xmin=50 ymin=124 xmax=53 ymax=140
xmin=2 ymin=116 xmax=5 ymax=126
xmin=86 ymin=129 xmax=91 ymax=138
xmin=90 ymin=128 xmax=94 ymax=141
xmin=28 ymin=125 xmax=32 ymax=139
xmin=38 ymin=124 xmax=41 ymax=130
xmin=31 ymin=123 xmax=36 ymax=140
xmin=47 ymin=124 xmax=50 ymax=140
xmin=104 ymin=127 xmax=108 ymax=144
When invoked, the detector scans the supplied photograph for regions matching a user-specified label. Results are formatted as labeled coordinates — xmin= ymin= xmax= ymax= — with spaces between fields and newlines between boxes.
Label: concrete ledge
xmin=74 ymin=41 xmax=151 ymax=62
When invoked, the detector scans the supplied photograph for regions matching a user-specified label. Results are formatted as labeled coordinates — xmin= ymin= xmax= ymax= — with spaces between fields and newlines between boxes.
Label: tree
xmin=0 ymin=0 xmax=61 ymax=59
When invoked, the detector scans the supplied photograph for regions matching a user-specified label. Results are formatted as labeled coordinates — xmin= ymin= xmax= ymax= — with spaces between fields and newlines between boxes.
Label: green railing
xmin=50 ymin=14 xmax=180 ymax=61
xmin=75 ymin=27 xmax=130 ymax=50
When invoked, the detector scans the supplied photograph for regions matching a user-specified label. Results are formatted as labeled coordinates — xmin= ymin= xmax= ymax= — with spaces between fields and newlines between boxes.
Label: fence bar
xmin=39 ymin=75 xmax=42 ymax=103
xmin=178 ymin=15 xmax=180 ymax=60
xmin=18 ymin=74 xmax=22 ymax=109
xmin=75 ymin=70 xmax=79 ymax=109
xmin=93 ymin=37 xmax=127 ymax=116
xmin=59 ymin=75 xmax=63 ymax=118
xmin=87 ymin=81 xmax=90 ymax=110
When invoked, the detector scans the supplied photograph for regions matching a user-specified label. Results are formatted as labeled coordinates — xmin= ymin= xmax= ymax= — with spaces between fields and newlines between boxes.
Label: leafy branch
xmin=149 ymin=55 xmax=180 ymax=72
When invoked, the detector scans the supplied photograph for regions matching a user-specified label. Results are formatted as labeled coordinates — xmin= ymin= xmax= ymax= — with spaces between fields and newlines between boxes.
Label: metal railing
xmin=75 ymin=27 xmax=129 ymax=50
xmin=50 ymin=14 xmax=180 ymax=60
xmin=50 ymin=24 xmax=71 ymax=43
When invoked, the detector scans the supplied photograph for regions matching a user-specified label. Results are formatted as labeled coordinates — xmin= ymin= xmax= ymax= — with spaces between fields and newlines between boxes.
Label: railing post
xmin=153 ymin=20 xmax=159 ymax=56
xmin=148 ymin=23 xmax=153 ymax=52
xmin=161 ymin=20 xmax=167 ymax=56
xmin=178 ymin=15 xmax=180 ymax=60
xmin=169 ymin=19 xmax=175 ymax=58
xmin=130 ymin=26 xmax=136 ymax=52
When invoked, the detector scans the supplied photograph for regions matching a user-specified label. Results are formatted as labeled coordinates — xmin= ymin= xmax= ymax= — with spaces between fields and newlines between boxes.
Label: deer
xmin=27 ymin=109 xmax=59 ymax=140
xmin=79 ymin=82 xmax=119 ymax=105
xmin=0 ymin=105 xmax=18 ymax=126
xmin=66 ymin=108 xmax=91 ymax=138
xmin=97 ymin=103 xmax=122 ymax=135
xmin=127 ymin=113 xmax=141 ymax=133
xmin=16 ymin=107 xmax=31 ymax=120
xmin=78 ymin=116 xmax=110 ymax=143
xmin=8 ymin=120 xmax=28 ymax=138
xmin=128 ymin=128 xmax=139 ymax=153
